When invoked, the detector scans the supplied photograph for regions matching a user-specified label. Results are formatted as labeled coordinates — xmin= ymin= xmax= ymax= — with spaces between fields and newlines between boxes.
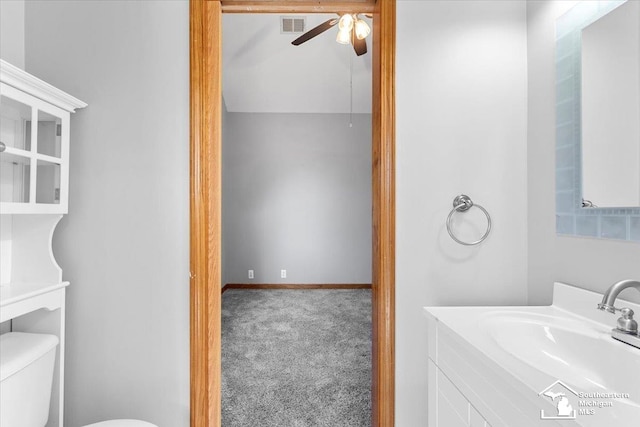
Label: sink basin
xmin=480 ymin=311 xmax=640 ymax=394
xmin=425 ymin=283 xmax=640 ymax=426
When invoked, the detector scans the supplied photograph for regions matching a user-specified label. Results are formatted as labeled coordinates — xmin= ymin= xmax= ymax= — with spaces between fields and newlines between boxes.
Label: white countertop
xmin=424 ymin=282 xmax=640 ymax=426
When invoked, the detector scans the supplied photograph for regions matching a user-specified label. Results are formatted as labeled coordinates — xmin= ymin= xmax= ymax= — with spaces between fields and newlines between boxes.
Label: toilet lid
xmin=83 ymin=420 xmax=157 ymax=427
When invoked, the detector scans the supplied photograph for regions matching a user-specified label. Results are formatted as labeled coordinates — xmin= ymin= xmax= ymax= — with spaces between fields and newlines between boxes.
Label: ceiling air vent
xmin=281 ymin=16 xmax=305 ymax=34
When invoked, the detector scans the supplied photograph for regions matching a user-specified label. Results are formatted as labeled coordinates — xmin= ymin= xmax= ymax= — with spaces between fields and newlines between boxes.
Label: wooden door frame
xmin=189 ymin=0 xmax=395 ymax=425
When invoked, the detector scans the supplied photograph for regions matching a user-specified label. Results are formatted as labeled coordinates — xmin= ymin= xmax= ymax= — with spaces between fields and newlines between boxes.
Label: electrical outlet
xmin=280 ymin=269 xmax=287 ymax=279
xmin=248 ymin=270 xmax=254 ymax=279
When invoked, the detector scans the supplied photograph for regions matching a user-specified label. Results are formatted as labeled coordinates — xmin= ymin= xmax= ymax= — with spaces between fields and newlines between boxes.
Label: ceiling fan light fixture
xmin=354 ymin=19 xmax=371 ymax=40
xmin=338 ymin=14 xmax=355 ymax=32
xmin=336 ymin=28 xmax=352 ymax=45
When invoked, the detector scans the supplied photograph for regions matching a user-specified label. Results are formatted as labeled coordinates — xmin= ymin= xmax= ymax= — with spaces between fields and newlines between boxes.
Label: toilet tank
xmin=0 ymin=332 xmax=59 ymax=427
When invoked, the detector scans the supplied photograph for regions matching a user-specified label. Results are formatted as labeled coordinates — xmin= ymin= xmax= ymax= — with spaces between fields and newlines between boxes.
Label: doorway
xmin=221 ymin=11 xmax=373 ymax=422
xmin=189 ymin=1 xmax=395 ymax=425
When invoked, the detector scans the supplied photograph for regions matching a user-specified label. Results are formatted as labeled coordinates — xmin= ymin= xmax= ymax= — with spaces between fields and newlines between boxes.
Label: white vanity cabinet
xmin=423 ymin=283 xmax=640 ymax=427
xmin=428 ymin=359 xmax=493 ymax=427
xmin=425 ymin=310 xmax=570 ymax=427
xmin=0 ymin=59 xmax=86 ymax=427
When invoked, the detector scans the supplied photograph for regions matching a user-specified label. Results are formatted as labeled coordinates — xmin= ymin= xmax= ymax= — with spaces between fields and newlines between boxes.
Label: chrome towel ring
xmin=446 ymin=194 xmax=492 ymax=246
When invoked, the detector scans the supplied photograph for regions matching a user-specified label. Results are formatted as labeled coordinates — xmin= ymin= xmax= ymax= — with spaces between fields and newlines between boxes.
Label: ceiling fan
xmin=291 ymin=14 xmax=372 ymax=56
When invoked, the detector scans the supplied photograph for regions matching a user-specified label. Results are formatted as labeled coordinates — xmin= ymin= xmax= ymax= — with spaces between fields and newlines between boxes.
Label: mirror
xmin=581 ymin=0 xmax=640 ymax=208
xmin=556 ymin=0 xmax=640 ymax=241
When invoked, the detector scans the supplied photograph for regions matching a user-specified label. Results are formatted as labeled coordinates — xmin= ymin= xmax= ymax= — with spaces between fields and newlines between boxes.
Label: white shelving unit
xmin=0 ymin=59 xmax=86 ymax=427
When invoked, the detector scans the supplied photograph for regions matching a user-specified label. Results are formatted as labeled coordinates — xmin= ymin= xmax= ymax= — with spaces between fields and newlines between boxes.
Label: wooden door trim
xmin=189 ymin=0 xmax=395 ymax=425
xmin=371 ymin=0 xmax=395 ymax=425
xmin=190 ymin=1 xmax=222 ymax=425
xmin=222 ymin=1 xmax=375 ymax=13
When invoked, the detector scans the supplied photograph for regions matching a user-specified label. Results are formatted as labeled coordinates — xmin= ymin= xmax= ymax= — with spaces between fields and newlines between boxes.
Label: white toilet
xmin=0 ymin=332 xmax=157 ymax=427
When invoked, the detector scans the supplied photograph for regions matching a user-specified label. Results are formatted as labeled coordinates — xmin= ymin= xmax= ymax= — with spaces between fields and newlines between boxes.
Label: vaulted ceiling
xmin=222 ymin=13 xmax=373 ymax=114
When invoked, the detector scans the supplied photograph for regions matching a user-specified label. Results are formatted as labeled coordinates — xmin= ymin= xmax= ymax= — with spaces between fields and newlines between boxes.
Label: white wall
xmin=0 ymin=0 xmax=25 ymax=68
xmin=526 ymin=0 xmax=640 ymax=306
xmin=222 ymin=97 xmax=230 ymax=288
xmin=25 ymin=1 xmax=190 ymax=426
xmin=222 ymin=13 xmax=372 ymax=115
xmin=222 ymin=112 xmax=372 ymax=285
xmin=396 ymin=1 xmax=528 ymax=425
xmin=0 ymin=0 xmax=25 ymax=314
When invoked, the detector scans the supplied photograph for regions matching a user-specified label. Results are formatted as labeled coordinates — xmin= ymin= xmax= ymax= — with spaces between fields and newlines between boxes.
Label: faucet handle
xmin=597 ymin=302 xmax=617 ymax=313
xmin=617 ymin=308 xmax=638 ymax=334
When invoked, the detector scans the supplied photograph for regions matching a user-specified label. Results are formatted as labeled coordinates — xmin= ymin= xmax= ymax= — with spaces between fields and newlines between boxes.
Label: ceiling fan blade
xmin=291 ymin=18 xmax=339 ymax=46
xmin=352 ymin=34 xmax=368 ymax=56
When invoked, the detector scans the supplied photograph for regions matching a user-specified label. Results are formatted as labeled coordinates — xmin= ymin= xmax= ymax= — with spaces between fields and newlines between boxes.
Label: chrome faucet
xmin=598 ymin=280 xmax=640 ymax=349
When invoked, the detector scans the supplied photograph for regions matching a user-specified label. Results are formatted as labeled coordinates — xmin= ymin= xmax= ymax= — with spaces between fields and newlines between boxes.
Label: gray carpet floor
xmin=222 ymin=289 xmax=372 ymax=427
